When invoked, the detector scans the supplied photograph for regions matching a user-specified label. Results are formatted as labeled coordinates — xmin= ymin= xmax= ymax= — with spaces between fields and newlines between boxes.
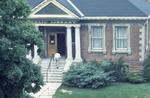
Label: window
xmin=88 ymin=24 xmax=106 ymax=53
xmin=91 ymin=26 xmax=103 ymax=49
xmin=115 ymin=26 xmax=128 ymax=49
xmin=113 ymin=24 xmax=131 ymax=54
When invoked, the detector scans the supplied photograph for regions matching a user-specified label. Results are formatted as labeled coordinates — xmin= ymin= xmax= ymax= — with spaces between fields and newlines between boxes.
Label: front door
xmin=48 ymin=33 xmax=57 ymax=57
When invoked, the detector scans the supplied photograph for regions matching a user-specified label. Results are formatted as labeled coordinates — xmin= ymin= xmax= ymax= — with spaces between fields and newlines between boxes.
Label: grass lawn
xmin=53 ymin=83 xmax=150 ymax=98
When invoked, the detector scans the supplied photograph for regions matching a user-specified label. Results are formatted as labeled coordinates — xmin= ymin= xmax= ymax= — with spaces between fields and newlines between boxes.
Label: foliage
xmin=100 ymin=60 xmax=114 ymax=72
xmin=63 ymin=58 xmax=129 ymax=89
xmin=112 ymin=58 xmax=129 ymax=82
xmin=100 ymin=58 xmax=128 ymax=82
xmin=126 ymin=72 xmax=144 ymax=84
xmin=0 ymin=0 xmax=44 ymax=98
xmin=63 ymin=63 xmax=115 ymax=89
xmin=143 ymin=54 xmax=150 ymax=81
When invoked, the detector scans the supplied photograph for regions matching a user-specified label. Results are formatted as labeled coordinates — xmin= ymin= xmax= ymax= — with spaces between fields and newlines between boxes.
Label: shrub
xmin=100 ymin=60 xmax=114 ymax=72
xmin=63 ymin=63 xmax=115 ymax=89
xmin=126 ymin=72 xmax=144 ymax=84
xmin=143 ymin=54 xmax=150 ymax=81
xmin=112 ymin=58 xmax=129 ymax=82
xmin=101 ymin=58 xmax=129 ymax=82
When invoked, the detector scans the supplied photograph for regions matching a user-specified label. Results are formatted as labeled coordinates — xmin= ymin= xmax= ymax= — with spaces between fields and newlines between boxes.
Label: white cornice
xmin=29 ymin=15 xmax=77 ymax=19
xmin=35 ymin=23 xmax=80 ymax=27
xmin=81 ymin=17 xmax=148 ymax=20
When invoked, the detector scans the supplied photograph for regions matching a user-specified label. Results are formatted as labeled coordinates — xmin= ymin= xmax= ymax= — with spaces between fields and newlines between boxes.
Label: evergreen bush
xmin=63 ymin=63 xmax=115 ymax=89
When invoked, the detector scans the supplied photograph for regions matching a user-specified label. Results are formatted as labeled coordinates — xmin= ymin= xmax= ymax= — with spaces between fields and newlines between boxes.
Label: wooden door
xmin=48 ymin=33 xmax=57 ymax=57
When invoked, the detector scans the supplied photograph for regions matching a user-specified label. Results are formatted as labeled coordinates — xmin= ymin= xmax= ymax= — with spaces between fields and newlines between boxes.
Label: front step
xmin=39 ymin=58 xmax=65 ymax=83
xmin=129 ymin=66 xmax=143 ymax=72
xmin=32 ymin=83 xmax=62 ymax=98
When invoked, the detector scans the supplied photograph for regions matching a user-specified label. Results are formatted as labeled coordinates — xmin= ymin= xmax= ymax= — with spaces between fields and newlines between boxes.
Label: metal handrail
xmin=46 ymin=55 xmax=54 ymax=83
xmin=38 ymin=87 xmax=50 ymax=98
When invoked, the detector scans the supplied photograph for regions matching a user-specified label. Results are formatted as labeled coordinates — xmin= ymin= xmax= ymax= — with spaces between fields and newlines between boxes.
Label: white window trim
xmin=112 ymin=24 xmax=131 ymax=54
xmin=88 ymin=24 xmax=106 ymax=54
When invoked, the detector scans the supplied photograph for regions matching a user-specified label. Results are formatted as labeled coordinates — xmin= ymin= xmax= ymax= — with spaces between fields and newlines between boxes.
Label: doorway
xmin=48 ymin=33 xmax=66 ymax=57
xmin=57 ymin=33 xmax=66 ymax=56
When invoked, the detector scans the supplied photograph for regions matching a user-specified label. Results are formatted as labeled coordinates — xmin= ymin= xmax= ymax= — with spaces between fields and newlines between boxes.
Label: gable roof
xmin=27 ymin=0 xmax=43 ymax=9
xmin=56 ymin=0 xmax=82 ymax=16
xmin=72 ymin=0 xmax=149 ymax=17
xmin=27 ymin=0 xmax=150 ymax=17
xmin=128 ymin=0 xmax=150 ymax=16
xmin=27 ymin=0 xmax=82 ymax=16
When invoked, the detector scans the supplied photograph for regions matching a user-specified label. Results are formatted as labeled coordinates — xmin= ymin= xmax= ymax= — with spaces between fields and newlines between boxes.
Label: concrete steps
xmin=129 ymin=65 xmax=143 ymax=72
xmin=31 ymin=58 xmax=65 ymax=98
xmin=39 ymin=58 xmax=65 ymax=83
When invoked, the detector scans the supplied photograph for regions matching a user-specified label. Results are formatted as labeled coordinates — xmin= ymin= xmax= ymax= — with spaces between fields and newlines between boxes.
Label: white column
xmin=32 ymin=26 xmax=41 ymax=64
xmin=33 ymin=45 xmax=41 ymax=64
xmin=74 ymin=25 xmax=82 ymax=62
xmin=66 ymin=26 xmax=73 ymax=61
xmin=26 ymin=50 xmax=32 ymax=60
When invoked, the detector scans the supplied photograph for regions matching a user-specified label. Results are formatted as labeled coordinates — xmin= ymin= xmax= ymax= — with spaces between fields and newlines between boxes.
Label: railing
xmin=46 ymin=55 xmax=54 ymax=83
xmin=38 ymin=87 xmax=50 ymax=98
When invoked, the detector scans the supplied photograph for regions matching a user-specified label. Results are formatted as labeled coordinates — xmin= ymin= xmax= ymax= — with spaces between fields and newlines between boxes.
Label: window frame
xmin=88 ymin=24 xmax=106 ymax=53
xmin=112 ymin=24 xmax=131 ymax=54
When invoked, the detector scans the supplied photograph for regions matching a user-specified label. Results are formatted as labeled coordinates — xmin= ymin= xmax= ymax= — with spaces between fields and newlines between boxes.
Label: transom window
xmin=115 ymin=26 xmax=128 ymax=49
xmin=91 ymin=26 xmax=104 ymax=50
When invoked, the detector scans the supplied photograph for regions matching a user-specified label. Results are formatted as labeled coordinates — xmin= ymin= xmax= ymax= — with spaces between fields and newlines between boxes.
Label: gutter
xmin=81 ymin=16 xmax=148 ymax=20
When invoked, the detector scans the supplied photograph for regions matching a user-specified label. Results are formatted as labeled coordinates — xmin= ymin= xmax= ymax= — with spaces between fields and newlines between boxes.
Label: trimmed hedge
xmin=63 ymin=63 xmax=115 ymax=89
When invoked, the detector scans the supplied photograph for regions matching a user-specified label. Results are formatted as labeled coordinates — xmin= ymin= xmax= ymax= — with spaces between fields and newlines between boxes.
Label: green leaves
xmin=0 ymin=0 xmax=30 ymax=19
xmin=63 ymin=63 xmax=115 ymax=89
xmin=0 ymin=0 xmax=44 ymax=97
xmin=3 ymin=65 xmax=23 ymax=84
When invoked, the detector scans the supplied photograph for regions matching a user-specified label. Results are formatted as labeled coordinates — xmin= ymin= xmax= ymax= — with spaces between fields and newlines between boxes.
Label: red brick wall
xmin=80 ymin=23 xmax=142 ymax=65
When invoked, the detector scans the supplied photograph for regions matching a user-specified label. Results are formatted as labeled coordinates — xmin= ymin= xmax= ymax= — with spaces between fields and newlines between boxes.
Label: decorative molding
xmin=35 ymin=23 xmax=80 ymax=27
xmin=112 ymin=24 xmax=131 ymax=54
xmin=81 ymin=17 xmax=147 ymax=20
xmin=34 ymin=20 xmax=77 ymax=25
xmin=139 ymin=26 xmax=145 ymax=61
xmin=29 ymin=0 xmax=79 ymax=19
xmin=29 ymin=15 xmax=76 ymax=18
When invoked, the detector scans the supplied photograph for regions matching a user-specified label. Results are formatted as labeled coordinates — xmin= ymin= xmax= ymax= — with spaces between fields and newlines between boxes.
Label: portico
xmin=35 ymin=23 xmax=82 ymax=62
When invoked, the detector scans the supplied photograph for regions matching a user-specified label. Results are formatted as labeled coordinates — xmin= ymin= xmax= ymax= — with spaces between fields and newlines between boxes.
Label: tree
xmin=0 ymin=0 xmax=44 ymax=98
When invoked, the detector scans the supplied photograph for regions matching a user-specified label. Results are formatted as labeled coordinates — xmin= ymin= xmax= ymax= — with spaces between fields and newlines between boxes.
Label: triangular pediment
xmin=36 ymin=3 xmax=67 ymax=15
xmin=30 ymin=0 xmax=79 ymax=18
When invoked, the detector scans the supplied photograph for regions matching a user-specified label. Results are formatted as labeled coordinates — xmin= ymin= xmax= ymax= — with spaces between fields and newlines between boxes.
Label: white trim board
xmin=35 ymin=23 xmax=80 ymax=27
xmin=67 ymin=0 xmax=84 ymax=17
xmin=29 ymin=0 xmax=79 ymax=19
xmin=81 ymin=17 xmax=148 ymax=20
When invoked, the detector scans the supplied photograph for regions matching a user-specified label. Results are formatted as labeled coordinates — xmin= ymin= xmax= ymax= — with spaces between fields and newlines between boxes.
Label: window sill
xmin=112 ymin=49 xmax=131 ymax=54
xmin=88 ymin=49 xmax=107 ymax=54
